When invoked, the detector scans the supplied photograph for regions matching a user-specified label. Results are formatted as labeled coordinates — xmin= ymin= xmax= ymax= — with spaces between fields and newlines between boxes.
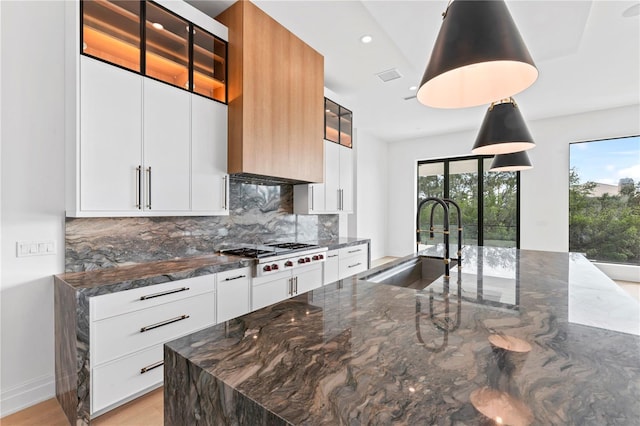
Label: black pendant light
xmin=489 ymin=150 xmax=533 ymax=172
xmin=472 ymin=98 xmax=534 ymax=155
xmin=417 ymin=0 xmax=538 ymax=109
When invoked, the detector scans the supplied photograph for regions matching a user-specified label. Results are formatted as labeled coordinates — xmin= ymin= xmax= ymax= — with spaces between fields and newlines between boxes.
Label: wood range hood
xmin=216 ymin=0 xmax=324 ymax=185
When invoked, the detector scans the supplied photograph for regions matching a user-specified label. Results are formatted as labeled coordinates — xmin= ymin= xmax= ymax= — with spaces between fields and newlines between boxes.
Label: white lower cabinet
xmin=323 ymin=251 xmax=340 ymax=285
xmin=338 ymin=244 xmax=368 ymax=278
xmin=92 ymin=293 xmax=215 ymax=365
xmin=216 ymin=267 xmax=251 ymax=323
xmin=323 ymin=244 xmax=369 ymax=285
xmin=89 ymin=274 xmax=216 ymax=416
xmin=252 ymin=264 xmax=323 ymax=311
xmin=252 ymin=271 xmax=290 ymax=311
xmin=92 ymin=344 xmax=164 ymax=414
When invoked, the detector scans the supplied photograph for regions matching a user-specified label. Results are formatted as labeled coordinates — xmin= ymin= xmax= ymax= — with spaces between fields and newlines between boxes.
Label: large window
xmin=417 ymin=156 xmax=520 ymax=249
xmin=569 ymin=136 xmax=640 ymax=265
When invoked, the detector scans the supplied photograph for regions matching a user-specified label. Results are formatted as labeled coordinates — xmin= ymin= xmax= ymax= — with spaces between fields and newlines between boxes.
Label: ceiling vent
xmin=376 ymin=68 xmax=402 ymax=82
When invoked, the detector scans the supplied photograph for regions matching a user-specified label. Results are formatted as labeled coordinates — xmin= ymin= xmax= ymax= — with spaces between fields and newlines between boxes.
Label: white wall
xmin=354 ymin=129 xmax=388 ymax=261
xmin=0 ymin=1 xmax=66 ymax=416
xmin=387 ymin=104 xmax=640 ymax=257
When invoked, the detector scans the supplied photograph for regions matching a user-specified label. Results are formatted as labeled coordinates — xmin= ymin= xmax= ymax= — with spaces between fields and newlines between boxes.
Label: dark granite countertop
xmin=55 ymin=254 xmax=252 ymax=293
xmin=164 ymin=246 xmax=640 ymax=425
xmin=54 ymin=238 xmax=369 ymax=295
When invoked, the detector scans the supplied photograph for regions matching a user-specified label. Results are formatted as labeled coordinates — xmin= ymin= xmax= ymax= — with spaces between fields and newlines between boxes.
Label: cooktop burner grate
xmin=221 ymin=248 xmax=273 ymax=258
xmin=266 ymin=242 xmax=318 ymax=250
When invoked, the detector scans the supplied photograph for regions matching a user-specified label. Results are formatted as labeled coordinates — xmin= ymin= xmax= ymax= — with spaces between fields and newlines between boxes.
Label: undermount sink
xmin=361 ymin=256 xmax=458 ymax=290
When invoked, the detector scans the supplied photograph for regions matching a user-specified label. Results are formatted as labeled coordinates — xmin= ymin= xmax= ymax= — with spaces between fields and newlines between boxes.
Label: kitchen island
xmin=164 ymin=246 xmax=640 ymax=425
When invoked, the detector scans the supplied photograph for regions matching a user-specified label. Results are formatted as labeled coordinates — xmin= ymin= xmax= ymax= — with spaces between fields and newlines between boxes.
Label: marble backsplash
xmin=65 ymin=181 xmax=338 ymax=272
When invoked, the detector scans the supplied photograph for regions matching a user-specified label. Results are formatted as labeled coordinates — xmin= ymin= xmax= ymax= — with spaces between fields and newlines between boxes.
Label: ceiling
xmin=187 ymin=0 xmax=640 ymax=143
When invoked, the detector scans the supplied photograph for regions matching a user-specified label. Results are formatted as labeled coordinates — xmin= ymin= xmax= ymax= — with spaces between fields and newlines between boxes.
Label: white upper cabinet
xmin=294 ymin=140 xmax=353 ymax=214
xmin=338 ymin=145 xmax=354 ymax=212
xmin=191 ymin=95 xmax=228 ymax=213
xmin=80 ymin=57 xmax=142 ymax=212
xmin=66 ymin=1 xmax=229 ymax=217
xmin=143 ymin=78 xmax=191 ymax=212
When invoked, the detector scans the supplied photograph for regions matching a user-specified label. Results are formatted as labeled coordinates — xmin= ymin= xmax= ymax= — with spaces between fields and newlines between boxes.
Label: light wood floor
xmin=0 ymin=388 xmax=163 ymax=426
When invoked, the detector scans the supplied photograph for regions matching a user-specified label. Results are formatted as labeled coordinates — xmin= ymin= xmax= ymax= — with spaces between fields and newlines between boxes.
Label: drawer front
xmin=92 ymin=292 xmax=215 ymax=365
xmin=339 ymin=252 xmax=368 ymax=280
xmin=92 ymin=344 xmax=164 ymax=414
xmin=338 ymin=243 xmax=368 ymax=259
xmin=217 ymin=267 xmax=251 ymax=283
xmin=217 ymin=267 xmax=251 ymax=323
xmin=91 ymin=274 xmax=216 ymax=321
xmin=323 ymin=250 xmax=339 ymax=285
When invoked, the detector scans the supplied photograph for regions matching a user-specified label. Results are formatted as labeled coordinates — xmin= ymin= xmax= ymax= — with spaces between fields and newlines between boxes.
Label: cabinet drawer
xmin=339 ymin=252 xmax=368 ymax=280
xmin=217 ymin=267 xmax=251 ymax=323
xmin=338 ymin=244 xmax=368 ymax=259
xmin=92 ymin=292 xmax=215 ymax=365
xmin=91 ymin=275 xmax=215 ymax=321
xmin=92 ymin=344 xmax=164 ymax=415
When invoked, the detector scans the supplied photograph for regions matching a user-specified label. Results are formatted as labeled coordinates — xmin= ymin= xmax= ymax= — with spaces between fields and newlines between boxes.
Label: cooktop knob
xmin=304 ymin=257 xmax=311 ymax=263
xmin=284 ymin=260 xmax=294 ymax=267
xmin=298 ymin=258 xmax=305 ymax=264
xmin=312 ymin=255 xmax=319 ymax=261
xmin=272 ymin=264 xmax=279 ymax=270
xmin=318 ymin=254 xmax=324 ymax=260
xmin=263 ymin=265 xmax=271 ymax=272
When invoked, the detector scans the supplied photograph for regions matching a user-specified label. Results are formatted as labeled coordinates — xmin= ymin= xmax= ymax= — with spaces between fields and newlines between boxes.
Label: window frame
xmin=416 ymin=155 xmax=522 ymax=249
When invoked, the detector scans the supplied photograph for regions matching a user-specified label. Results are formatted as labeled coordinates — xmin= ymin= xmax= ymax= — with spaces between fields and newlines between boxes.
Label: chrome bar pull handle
xmin=135 ymin=166 xmax=142 ymax=209
xmin=140 ymin=360 xmax=164 ymax=374
xmin=295 ymin=276 xmax=298 ymax=293
xmin=348 ymin=262 xmax=362 ymax=269
xmin=222 ymin=175 xmax=228 ymax=210
xmin=140 ymin=314 xmax=189 ymax=333
xmin=140 ymin=287 xmax=189 ymax=301
xmin=146 ymin=166 xmax=152 ymax=209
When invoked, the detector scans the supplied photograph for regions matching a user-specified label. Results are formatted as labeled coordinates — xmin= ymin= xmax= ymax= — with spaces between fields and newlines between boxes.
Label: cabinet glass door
xmin=325 ymin=98 xmax=340 ymax=143
xmin=82 ymin=0 xmax=142 ymax=72
xmin=339 ymin=105 xmax=353 ymax=148
xmin=193 ymin=25 xmax=227 ymax=102
xmin=145 ymin=2 xmax=189 ymax=90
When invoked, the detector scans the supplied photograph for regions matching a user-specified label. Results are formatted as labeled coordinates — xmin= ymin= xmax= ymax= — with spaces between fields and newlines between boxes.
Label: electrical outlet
xmin=16 ymin=241 xmax=56 ymax=257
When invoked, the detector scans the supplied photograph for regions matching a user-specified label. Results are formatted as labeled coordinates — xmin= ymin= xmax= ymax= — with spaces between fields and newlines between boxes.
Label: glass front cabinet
xmin=324 ymin=97 xmax=352 ymax=148
xmin=81 ymin=0 xmax=227 ymax=103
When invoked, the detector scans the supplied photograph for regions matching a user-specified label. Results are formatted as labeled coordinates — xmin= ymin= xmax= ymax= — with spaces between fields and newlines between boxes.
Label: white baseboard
xmin=594 ymin=262 xmax=640 ymax=283
xmin=0 ymin=374 xmax=55 ymax=418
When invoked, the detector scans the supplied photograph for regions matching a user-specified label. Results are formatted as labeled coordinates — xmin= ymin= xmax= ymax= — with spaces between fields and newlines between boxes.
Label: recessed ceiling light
xmin=409 ymin=86 xmax=417 ymax=91
xmin=152 ymin=22 xmax=164 ymax=30
xmin=360 ymin=35 xmax=373 ymax=44
xmin=623 ymin=3 xmax=640 ymax=17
